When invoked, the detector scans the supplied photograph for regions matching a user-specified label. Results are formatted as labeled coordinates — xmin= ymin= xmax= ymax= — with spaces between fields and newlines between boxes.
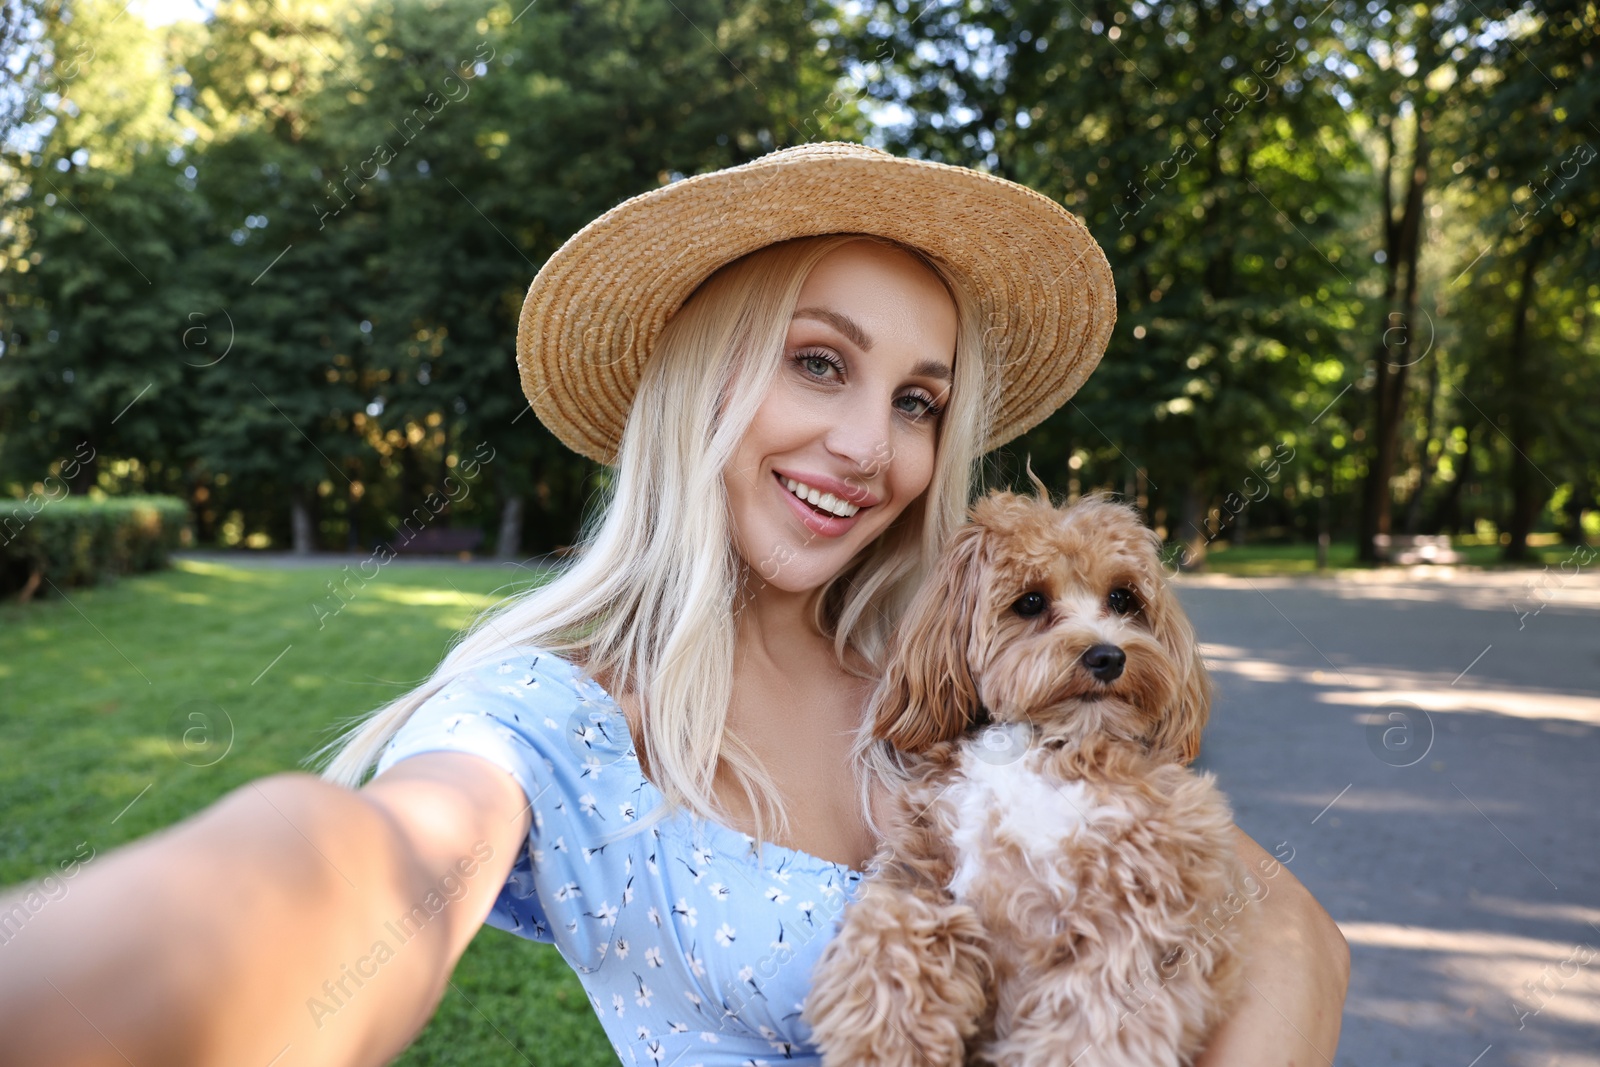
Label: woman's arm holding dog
xmin=0 ymin=756 xmax=529 ymax=1067
xmin=1195 ymin=827 xmax=1350 ymax=1067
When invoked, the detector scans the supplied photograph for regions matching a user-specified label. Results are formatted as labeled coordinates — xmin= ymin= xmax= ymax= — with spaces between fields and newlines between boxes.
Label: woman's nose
xmin=825 ymin=394 xmax=896 ymax=478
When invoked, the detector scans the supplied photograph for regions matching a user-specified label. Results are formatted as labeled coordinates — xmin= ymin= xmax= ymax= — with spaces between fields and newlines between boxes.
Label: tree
xmin=1449 ymin=0 xmax=1600 ymax=560
xmin=313 ymin=0 xmax=853 ymax=554
xmin=841 ymin=0 xmax=1367 ymax=565
xmin=0 ymin=0 xmax=201 ymax=504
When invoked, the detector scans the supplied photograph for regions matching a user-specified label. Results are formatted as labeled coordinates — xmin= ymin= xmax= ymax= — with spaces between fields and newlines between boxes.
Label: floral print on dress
xmin=374 ymin=646 xmax=866 ymax=1066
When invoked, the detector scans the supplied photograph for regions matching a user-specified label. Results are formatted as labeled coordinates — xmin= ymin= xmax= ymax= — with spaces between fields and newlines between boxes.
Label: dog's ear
xmin=1145 ymin=581 xmax=1212 ymax=764
xmin=871 ymin=522 xmax=988 ymax=753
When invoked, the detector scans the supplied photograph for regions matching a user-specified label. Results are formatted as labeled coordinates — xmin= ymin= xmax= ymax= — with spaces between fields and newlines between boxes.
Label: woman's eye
xmin=1107 ymin=588 xmax=1140 ymax=615
xmin=896 ymin=391 xmax=945 ymax=420
xmin=796 ymin=348 xmax=944 ymax=420
xmin=796 ymin=349 xmax=844 ymax=379
xmin=1012 ymin=591 xmax=1048 ymax=618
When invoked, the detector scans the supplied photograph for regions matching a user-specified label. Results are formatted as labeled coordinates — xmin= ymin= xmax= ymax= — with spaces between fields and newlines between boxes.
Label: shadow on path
xmin=1182 ymin=571 xmax=1600 ymax=1067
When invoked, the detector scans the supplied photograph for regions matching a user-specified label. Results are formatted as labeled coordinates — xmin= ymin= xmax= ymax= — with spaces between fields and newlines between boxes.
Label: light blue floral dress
xmin=374 ymin=644 xmax=867 ymax=1066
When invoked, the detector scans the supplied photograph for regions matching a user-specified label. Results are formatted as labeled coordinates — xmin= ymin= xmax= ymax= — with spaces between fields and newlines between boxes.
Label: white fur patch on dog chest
xmin=944 ymin=739 xmax=1131 ymax=901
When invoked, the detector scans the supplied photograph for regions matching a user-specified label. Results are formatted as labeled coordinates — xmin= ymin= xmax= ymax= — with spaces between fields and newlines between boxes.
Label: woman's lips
xmin=773 ymin=471 xmax=867 ymax=538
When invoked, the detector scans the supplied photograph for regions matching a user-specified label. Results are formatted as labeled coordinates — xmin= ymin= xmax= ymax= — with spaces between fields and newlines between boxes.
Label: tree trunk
xmin=1403 ymin=352 xmax=1442 ymax=534
xmin=1359 ymin=106 xmax=1431 ymax=562
xmin=188 ymin=471 xmax=216 ymax=545
xmin=1431 ymin=423 xmax=1475 ymax=537
xmin=290 ymin=488 xmax=316 ymax=555
xmin=345 ymin=476 xmax=361 ymax=552
xmin=1317 ymin=480 xmax=1330 ymax=571
xmin=496 ymin=494 xmax=524 ymax=561
xmin=67 ymin=440 xmax=98 ymax=494
xmin=1562 ymin=484 xmax=1592 ymax=546
xmin=1178 ymin=484 xmax=1209 ymax=572
xmin=1502 ymin=239 xmax=1545 ymax=562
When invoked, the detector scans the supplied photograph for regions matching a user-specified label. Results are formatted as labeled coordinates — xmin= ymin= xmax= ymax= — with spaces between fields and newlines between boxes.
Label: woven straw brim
xmin=517 ymin=142 xmax=1116 ymax=465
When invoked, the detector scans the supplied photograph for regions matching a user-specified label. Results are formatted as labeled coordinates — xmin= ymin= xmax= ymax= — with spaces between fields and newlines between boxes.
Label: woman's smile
xmin=772 ymin=469 xmax=872 ymax=537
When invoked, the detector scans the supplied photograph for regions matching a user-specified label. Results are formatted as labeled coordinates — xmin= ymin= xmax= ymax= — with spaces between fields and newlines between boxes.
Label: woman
xmin=0 ymin=143 xmax=1347 ymax=1066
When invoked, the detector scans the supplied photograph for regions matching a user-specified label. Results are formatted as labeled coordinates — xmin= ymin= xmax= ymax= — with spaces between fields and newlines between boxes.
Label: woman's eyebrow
xmin=793 ymin=306 xmax=873 ymax=350
xmin=791 ymin=306 xmax=953 ymax=381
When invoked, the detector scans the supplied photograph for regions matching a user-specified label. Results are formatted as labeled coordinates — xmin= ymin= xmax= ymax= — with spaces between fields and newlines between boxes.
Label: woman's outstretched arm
xmin=1195 ymin=827 xmax=1351 ymax=1067
xmin=0 ymin=754 xmax=530 ymax=1067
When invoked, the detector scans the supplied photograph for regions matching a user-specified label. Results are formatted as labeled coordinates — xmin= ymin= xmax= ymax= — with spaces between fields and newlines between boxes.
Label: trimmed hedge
xmin=0 ymin=495 xmax=190 ymax=600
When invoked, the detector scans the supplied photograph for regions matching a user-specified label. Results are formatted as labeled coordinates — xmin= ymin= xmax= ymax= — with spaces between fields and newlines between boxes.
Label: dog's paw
xmin=804 ymin=883 xmax=991 ymax=1067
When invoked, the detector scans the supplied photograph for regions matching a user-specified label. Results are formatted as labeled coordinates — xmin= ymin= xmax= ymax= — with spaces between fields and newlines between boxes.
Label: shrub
xmin=0 ymin=495 xmax=190 ymax=600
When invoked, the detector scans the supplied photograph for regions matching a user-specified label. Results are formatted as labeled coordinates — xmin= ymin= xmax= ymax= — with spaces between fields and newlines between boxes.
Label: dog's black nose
xmin=1082 ymin=643 xmax=1125 ymax=682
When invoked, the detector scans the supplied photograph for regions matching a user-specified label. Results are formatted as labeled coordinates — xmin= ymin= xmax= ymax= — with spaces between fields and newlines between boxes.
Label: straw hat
xmin=516 ymin=141 xmax=1116 ymax=465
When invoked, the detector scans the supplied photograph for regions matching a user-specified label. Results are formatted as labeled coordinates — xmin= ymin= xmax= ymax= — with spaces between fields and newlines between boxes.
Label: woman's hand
xmin=0 ymin=761 xmax=530 ymax=1067
xmin=1195 ymin=827 xmax=1350 ymax=1066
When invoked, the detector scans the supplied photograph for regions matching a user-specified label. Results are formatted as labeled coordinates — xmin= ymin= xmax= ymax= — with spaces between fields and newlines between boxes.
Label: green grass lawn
xmin=0 ymin=557 xmax=617 ymax=1066
xmin=1191 ymin=537 xmax=1579 ymax=576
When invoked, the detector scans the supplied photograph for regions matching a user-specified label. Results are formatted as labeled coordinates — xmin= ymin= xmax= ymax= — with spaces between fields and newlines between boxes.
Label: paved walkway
xmin=1179 ymin=568 xmax=1600 ymax=1067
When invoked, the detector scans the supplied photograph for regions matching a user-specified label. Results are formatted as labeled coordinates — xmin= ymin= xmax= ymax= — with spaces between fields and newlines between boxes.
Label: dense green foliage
xmin=1 ymin=0 xmax=1595 ymax=568
xmin=0 ymin=491 xmax=187 ymax=595
xmin=838 ymin=0 xmax=1598 ymax=564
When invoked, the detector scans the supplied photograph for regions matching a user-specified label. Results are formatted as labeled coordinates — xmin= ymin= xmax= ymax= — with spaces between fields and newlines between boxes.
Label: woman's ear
xmin=871 ymin=523 xmax=987 ymax=753
xmin=1145 ymin=583 xmax=1212 ymax=764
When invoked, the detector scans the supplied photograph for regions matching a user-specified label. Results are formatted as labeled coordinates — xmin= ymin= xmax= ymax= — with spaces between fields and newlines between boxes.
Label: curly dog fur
xmin=804 ymin=486 xmax=1250 ymax=1067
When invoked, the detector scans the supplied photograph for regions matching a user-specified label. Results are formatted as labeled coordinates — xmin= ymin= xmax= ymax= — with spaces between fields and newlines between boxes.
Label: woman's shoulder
xmin=383 ymin=642 xmax=633 ymax=772
xmin=449 ymin=643 xmax=607 ymax=701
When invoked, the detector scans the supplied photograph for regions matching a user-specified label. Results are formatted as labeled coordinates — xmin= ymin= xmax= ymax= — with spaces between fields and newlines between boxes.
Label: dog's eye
xmin=1107 ymin=588 xmax=1140 ymax=615
xmin=1012 ymin=591 xmax=1049 ymax=618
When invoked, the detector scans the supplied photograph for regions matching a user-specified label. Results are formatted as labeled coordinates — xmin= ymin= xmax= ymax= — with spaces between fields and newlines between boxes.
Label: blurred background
xmin=1 ymin=1 xmax=1595 ymax=1065
xmin=3 ymin=0 xmax=1596 ymax=567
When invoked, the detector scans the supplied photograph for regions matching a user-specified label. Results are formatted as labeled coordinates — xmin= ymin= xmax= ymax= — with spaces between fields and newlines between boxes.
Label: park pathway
xmin=1180 ymin=567 xmax=1600 ymax=1067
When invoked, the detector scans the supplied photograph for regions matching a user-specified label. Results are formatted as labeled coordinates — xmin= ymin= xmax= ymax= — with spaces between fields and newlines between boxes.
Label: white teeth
xmin=782 ymin=477 xmax=860 ymax=518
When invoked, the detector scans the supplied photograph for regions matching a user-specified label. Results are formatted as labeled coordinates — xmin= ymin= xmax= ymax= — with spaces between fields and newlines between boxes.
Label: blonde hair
xmin=316 ymin=233 xmax=999 ymax=862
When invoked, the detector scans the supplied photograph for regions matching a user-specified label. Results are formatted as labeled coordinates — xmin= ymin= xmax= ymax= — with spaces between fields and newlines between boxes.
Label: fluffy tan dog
xmin=804 ymin=487 xmax=1250 ymax=1067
